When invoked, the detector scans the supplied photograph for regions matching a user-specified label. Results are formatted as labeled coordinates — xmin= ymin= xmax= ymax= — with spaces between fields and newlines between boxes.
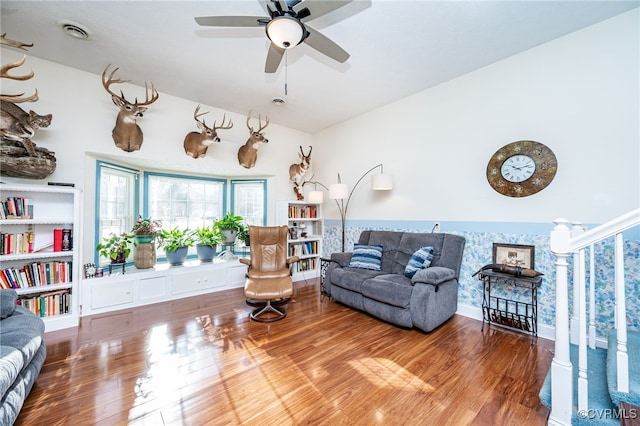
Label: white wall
xmin=312 ymin=10 xmax=639 ymax=225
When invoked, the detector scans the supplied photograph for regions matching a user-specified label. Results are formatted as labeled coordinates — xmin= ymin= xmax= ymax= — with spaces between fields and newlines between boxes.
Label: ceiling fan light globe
xmin=266 ymin=16 xmax=304 ymax=49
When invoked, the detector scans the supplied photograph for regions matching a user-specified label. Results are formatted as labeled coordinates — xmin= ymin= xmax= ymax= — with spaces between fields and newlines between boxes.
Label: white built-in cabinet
xmin=0 ymin=184 xmax=82 ymax=332
xmin=277 ymin=200 xmax=323 ymax=281
xmin=80 ymin=260 xmax=247 ymax=316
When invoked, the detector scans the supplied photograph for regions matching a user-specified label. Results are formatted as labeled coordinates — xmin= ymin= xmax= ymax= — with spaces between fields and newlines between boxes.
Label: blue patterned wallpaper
xmin=322 ymin=222 xmax=640 ymax=338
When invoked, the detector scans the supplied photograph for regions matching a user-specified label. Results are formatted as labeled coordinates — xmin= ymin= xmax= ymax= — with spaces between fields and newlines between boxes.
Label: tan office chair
xmin=239 ymin=225 xmax=299 ymax=322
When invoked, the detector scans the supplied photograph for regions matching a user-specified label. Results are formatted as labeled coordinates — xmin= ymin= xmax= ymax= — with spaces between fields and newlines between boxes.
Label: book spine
xmin=53 ymin=229 xmax=63 ymax=252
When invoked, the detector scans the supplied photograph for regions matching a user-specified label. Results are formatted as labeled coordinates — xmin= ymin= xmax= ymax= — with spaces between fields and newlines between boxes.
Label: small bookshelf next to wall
xmin=277 ymin=200 xmax=323 ymax=281
xmin=0 ymin=183 xmax=82 ymax=332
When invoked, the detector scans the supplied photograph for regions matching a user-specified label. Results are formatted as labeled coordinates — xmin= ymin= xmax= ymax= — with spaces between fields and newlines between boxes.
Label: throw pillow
xmin=0 ymin=289 xmax=18 ymax=319
xmin=349 ymin=244 xmax=383 ymax=271
xmin=404 ymin=246 xmax=434 ymax=278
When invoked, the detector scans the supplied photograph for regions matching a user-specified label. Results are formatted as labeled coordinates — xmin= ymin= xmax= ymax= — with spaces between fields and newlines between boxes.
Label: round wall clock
xmin=486 ymin=140 xmax=557 ymax=197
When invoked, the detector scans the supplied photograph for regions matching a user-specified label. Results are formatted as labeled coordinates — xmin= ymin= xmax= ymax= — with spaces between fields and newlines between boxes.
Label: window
xmin=95 ymin=161 xmax=139 ymax=264
xmin=231 ymin=179 xmax=266 ymax=227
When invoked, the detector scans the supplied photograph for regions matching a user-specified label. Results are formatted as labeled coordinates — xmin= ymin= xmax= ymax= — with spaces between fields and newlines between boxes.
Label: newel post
xmin=549 ymin=218 xmax=573 ymax=426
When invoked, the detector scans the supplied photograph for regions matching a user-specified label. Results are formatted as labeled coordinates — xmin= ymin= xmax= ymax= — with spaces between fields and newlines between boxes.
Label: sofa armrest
xmin=1 ymin=289 xmax=17 ymax=319
xmin=330 ymin=252 xmax=353 ymax=268
xmin=411 ymin=266 xmax=456 ymax=286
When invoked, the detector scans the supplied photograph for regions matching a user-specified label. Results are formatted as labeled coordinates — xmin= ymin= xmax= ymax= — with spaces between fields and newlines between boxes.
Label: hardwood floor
xmin=17 ymin=281 xmax=553 ymax=425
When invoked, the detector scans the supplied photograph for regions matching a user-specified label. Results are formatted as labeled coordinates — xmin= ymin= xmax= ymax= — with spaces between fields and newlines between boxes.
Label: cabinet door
xmin=91 ymin=280 xmax=134 ymax=309
xmin=139 ymin=276 xmax=167 ymax=302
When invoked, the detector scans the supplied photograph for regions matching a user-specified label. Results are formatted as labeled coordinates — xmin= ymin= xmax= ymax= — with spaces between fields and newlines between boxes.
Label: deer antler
xmin=194 ymin=104 xmax=209 ymax=126
xmin=0 ymin=33 xmax=33 ymax=51
xmin=101 ymin=64 xmax=159 ymax=107
xmin=213 ymin=114 xmax=233 ymax=130
xmin=0 ymin=55 xmax=38 ymax=103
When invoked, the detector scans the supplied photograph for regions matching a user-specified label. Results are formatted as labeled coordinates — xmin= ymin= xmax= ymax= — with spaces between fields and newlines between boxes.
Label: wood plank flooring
xmin=17 ymin=281 xmax=553 ymax=425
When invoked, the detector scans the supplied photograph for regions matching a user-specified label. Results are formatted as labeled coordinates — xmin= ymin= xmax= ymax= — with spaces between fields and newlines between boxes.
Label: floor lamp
xmin=308 ymin=164 xmax=393 ymax=252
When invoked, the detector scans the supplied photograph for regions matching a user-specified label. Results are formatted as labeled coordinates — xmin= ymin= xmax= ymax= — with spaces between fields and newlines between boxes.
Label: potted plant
xmin=131 ymin=215 xmax=162 ymax=243
xmin=157 ymin=227 xmax=195 ymax=266
xmin=96 ymin=233 xmax=136 ymax=264
xmin=194 ymin=224 xmax=223 ymax=262
xmin=238 ymin=223 xmax=250 ymax=246
xmin=215 ymin=212 xmax=245 ymax=244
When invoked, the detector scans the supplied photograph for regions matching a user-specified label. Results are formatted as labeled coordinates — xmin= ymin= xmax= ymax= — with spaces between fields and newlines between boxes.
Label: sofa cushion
xmin=349 ymin=244 xmax=383 ymax=271
xmin=404 ymin=246 xmax=434 ymax=278
xmin=361 ymin=274 xmax=413 ymax=308
xmin=331 ymin=267 xmax=385 ymax=293
xmin=363 ymin=231 xmax=404 ymax=273
xmin=1 ymin=289 xmax=17 ymax=319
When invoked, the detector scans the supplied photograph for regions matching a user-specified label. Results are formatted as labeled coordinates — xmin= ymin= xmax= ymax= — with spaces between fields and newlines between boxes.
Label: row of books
xmin=289 ymin=240 xmax=318 ymax=257
xmin=0 ymin=260 xmax=73 ymax=289
xmin=288 ymin=205 xmax=318 ymax=219
xmin=0 ymin=196 xmax=33 ymax=219
xmin=0 ymin=232 xmax=34 ymax=255
xmin=17 ymin=290 xmax=71 ymax=318
xmin=292 ymin=258 xmax=317 ymax=273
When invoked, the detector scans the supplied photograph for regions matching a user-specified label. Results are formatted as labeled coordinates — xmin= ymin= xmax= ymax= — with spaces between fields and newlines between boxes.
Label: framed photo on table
xmin=492 ymin=243 xmax=535 ymax=269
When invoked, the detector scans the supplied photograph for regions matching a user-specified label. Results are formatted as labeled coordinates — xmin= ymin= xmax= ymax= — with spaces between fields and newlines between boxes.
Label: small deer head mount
xmin=289 ymin=145 xmax=312 ymax=200
xmin=183 ymin=105 xmax=233 ymax=159
xmin=237 ymin=110 xmax=269 ymax=169
xmin=101 ymin=64 xmax=159 ymax=153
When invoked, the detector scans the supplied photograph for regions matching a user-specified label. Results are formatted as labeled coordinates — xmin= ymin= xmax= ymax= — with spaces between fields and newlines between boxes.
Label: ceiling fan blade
xmin=303 ymin=26 xmax=349 ymax=63
xmin=265 ymin=43 xmax=285 ymax=73
xmin=195 ymin=16 xmax=268 ymax=27
xmin=293 ymin=0 xmax=354 ymax=22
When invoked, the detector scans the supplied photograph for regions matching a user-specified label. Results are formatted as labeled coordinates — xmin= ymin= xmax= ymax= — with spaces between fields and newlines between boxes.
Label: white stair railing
xmin=548 ymin=208 xmax=640 ymax=426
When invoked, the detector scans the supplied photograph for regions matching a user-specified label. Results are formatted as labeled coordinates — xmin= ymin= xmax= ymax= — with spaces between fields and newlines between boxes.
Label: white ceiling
xmin=1 ymin=1 xmax=638 ymax=134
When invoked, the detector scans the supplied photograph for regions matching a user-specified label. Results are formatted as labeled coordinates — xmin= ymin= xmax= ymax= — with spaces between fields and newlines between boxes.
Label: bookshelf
xmin=0 ymin=184 xmax=82 ymax=332
xmin=277 ymin=200 xmax=323 ymax=281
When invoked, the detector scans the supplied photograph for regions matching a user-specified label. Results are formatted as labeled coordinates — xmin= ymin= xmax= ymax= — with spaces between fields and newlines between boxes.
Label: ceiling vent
xmin=58 ymin=20 xmax=91 ymax=40
xmin=272 ymin=97 xmax=286 ymax=106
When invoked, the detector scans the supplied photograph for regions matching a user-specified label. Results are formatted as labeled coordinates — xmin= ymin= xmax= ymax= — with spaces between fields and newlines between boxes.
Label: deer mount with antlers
xmin=289 ymin=145 xmax=313 ymax=200
xmin=183 ymin=105 xmax=233 ymax=159
xmin=102 ymin=64 xmax=159 ymax=153
xmin=237 ymin=111 xmax=269 ymax=169
xmin=0 ymin=33 xmax=56 ymax=178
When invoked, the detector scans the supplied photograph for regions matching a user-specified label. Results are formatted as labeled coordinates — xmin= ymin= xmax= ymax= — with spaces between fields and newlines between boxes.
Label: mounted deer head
xmin=0 ymin=34 xmax=49 ymax=157
xmin=101 ymin=64 xmax=159 ymax=152
xmin=183 ymin=105 xmax=233 ymax=159
xmin=289 ymin=145 xmax=312 ymax=200
xmin=237 ymin=110 xmax=269 ymax=169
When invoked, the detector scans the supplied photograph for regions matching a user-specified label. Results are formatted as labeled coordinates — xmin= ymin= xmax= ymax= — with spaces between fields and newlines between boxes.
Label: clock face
xmin=500 ymin=154 xmax=536 ymax=183
xmin=487 ymin=140 xmax=557 ymax=197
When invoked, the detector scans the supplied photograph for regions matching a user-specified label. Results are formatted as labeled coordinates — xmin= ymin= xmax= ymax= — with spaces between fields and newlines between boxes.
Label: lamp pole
xmin=309 ymin=164 xmax=387 ymax=252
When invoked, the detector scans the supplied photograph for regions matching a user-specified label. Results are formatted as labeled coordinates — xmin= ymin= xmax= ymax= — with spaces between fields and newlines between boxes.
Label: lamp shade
xmin=371 ymin=174 xmax=393 ymax=190
xmin=329 ymin=183 xmax=349 ymax=200
xmin=307 ymin=190 xmax=324 ymax=204
xmin=265 ymin=16 xmax=304 ymax=48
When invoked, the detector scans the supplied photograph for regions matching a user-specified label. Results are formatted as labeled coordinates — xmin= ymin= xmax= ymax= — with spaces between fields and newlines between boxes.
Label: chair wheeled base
xmin=250 ymin=300 xmax=287 ymax=322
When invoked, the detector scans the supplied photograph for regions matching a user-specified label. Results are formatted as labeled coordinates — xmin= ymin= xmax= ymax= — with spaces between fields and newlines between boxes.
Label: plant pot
xmin=134 ymin=242 xmax=156 ymax=269
xmin=112 ymin=252 xmax=127 ymax=264
xmin=135 ymin=234 xmax=154 ymax=244
xmin=221 ymin=230 xmax=237 ymax=244
xmin=165 ymin=246 xmax=189 ymax=266
xmin=196 ymin=244 xmax=217 ymax=262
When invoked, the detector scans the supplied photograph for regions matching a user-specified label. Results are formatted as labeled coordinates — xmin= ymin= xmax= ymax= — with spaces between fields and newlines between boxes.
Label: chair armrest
xmin=411 ymin=266 xmax=456 ymax=285
xmin=287 ymin=256 xmax=300 ymax=265
xmin=239 ymin=258 xmax=251 ymax=266
xmin=330 ymin=252 xmax=352 ymax=267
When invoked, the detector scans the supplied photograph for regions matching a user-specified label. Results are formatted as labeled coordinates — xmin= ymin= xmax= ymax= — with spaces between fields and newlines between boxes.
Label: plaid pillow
xmin=349 ymin=244 xmax=383 ymax=271
xmin=404 ymin=246 xmax=434 ymax=278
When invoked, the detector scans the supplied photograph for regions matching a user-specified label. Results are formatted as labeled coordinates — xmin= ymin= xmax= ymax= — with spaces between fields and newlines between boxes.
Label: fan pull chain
xmin=284 ymin=49 xmax=288 ymax=96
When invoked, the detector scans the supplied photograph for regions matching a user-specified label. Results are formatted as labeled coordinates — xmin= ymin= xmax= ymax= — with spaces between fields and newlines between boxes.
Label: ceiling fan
xmin=195 ymin=0 xmax=356 ymax=73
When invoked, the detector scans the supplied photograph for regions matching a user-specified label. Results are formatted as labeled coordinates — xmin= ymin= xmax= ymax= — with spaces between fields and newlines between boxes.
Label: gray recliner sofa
xmin=1 ymin=289 xmax=46 ymax=425
xmin=326 ymin=231 xmax=466 ymax=333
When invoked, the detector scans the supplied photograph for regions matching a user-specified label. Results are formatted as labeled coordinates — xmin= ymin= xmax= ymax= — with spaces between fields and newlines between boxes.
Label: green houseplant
xmin=157 ymin=227 xmax=195 ymax=265
xmin=194 ymin=224 xmax=223 ymax=262
xmin=131 ymin=216 xmax=162 ymax=243
xmin=96 ymin=233 xmax=136 ymax=264
xmin=215 ymin=212 xmax=245 ymax=243
xmin=238 ymin=223 xmax=250 ymax=246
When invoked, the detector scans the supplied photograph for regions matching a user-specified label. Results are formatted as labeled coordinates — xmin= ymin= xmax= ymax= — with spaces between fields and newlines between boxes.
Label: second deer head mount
xmin=183 ymin=105 xmax=233 ymax=159
xmin=237 ymin=110 xmax=269 ymax=169
xmin=289 ymin=145 xmax=312 ymax=200
xmin=101 ymin=64 xmax=159 ymax=153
